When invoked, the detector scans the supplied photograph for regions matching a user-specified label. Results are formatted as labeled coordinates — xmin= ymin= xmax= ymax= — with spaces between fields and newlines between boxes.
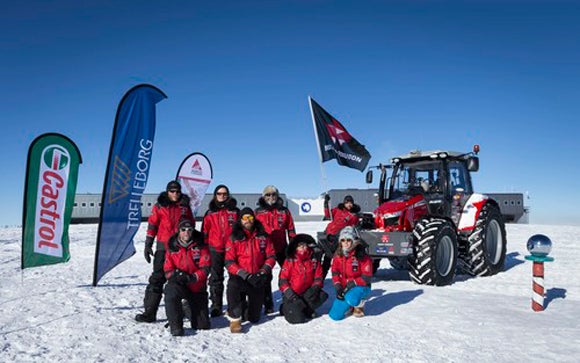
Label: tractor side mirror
xmin=365 ymin=170 xmax=373 ymax=184
xmin=467 ymin=157 xmax=479 ymax=172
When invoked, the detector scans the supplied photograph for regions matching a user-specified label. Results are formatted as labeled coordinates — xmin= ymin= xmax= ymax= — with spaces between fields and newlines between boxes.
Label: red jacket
xmin=325 ymin=203 xmax=361 ymax=236
xmin=163 ymin=232 xmax=211 ymax=293
xmin=279 ymin=248 xmax=323 ymax=295
xmin=147 ymin=193 xmax=195 ymax=249
xmin=255 ymin=197 xmax=296 ymax=253
xmin=225 ymin=221 xmax=276 ymax=277
xmin=202 ymin=198 xmax=239 ymax=252
xmin=331 ymin=242 xmax=373 ymax=289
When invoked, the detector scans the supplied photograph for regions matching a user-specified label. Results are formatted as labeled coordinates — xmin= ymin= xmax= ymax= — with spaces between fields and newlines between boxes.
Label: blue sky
xmin=2 ymin=1 xmax=579 ymax=226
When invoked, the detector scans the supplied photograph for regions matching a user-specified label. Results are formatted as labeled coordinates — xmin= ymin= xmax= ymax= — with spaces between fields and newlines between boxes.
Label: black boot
xmin=263 ymin=280 xmax=274 ymax=315
xmin=264 ymin=293 xmax=274 ymax=315
xmin=209 ymin=286 xmax=223 ymax=317
xmin=169 ymin=321 xmax=184 ymax=336
xmin=135 ymin=287 xmax=162 ymax=323
xmin=182 ymin=299 xmax=192 ymax=321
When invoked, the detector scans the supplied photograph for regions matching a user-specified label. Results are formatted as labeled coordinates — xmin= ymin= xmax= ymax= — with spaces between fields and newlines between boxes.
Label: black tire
xmin=409 ymin=218 xmax=458 ymax=286
xmin=463 ymin=203 xmax=507 ymax=276
xmin=387 ymin=256 xmax=409 ymax=270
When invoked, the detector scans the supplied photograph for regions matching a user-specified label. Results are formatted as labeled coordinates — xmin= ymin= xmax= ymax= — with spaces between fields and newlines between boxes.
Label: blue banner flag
xmin=93 ymin=84 xmax=167 ymax=286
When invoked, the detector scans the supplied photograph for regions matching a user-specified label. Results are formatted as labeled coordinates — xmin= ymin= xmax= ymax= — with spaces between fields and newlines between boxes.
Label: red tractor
xmin=318 ymin=145 xmax=507 ymax=286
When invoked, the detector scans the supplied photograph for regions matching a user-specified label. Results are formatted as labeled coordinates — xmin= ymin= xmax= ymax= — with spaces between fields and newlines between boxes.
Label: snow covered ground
xmin=1 ymin=222 xmax=578 ymax=362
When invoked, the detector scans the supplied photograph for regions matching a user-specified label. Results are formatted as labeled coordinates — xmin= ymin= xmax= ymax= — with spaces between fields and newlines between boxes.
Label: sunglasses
xmin=216 ymin=192 xmax=228 ymax=196
xmin=180 ymin=227 xmax=193 ymax=232
xmin=339 ymin=238 xmax=353 ymax=243
xmin=264 ymin=193 xmax=277 ymax=197
xmin=241 ymin=215 xmax=254 ymax=221
xmin=168 ymin=189 xmax=181 ymax=194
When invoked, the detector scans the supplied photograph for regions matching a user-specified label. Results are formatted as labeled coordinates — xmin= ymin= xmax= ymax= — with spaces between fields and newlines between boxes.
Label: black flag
xmin=309 ymin=97 xmax=371 ymax=172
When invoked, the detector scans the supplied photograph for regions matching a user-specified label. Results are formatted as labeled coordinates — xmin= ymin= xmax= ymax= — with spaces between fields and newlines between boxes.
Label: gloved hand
xmin=257 ymin=270 xmax=269 ymax=286
xmin=284 ymin=288 xmax=299 ymax=301
xmin=335 ymin=285 xmax=345 ymax=300
xmin=247 ymin=271 xmax=267 ymax=288
xmin=144 ymin=236 xmax=154 ymax=263
xmin=247 ymin=273 xmax=261 ymax=287
xmin=345 ymin=280 xmax=356 ymax=292
xmin=170 ymin=269 xmax=196 ymax=285
xmin=324 ymin=194 xmax=330 ymax=202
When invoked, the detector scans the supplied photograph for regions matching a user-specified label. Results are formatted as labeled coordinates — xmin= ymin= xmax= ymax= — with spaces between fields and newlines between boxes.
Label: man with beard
xmin=225 ymin=208 xmax=276 ymax=333
xmin=255 ymin=185 xmax=296 ymax=314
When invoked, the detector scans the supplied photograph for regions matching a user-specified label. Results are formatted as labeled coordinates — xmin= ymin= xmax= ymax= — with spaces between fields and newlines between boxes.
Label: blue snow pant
xmin=329 ymin=286 xmax=371 ymax=321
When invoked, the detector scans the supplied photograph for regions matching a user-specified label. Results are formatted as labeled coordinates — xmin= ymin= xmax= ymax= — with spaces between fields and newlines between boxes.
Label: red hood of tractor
xmin=374 ymin=194 xmax=427 ymax=231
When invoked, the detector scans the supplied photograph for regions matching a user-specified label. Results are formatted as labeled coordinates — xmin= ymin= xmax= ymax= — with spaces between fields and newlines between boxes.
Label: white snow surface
xmin=1 ymin=222 xmax=579 ymax=362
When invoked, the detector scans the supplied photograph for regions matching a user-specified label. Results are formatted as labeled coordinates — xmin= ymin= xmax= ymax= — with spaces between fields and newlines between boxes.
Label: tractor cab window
xmin=448 ymin=161 xmax=472 ymax=195
xmin=392 ymin=161 xmax=443 ymax=197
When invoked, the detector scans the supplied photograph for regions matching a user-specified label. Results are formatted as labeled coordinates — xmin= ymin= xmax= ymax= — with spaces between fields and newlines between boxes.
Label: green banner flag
xmin=22 ymin=133 xmax=82 ymax=269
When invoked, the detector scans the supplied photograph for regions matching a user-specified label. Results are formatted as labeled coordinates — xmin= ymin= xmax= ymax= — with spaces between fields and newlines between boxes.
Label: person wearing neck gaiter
xmin=278 ymin=234 xmax=328 ymax=324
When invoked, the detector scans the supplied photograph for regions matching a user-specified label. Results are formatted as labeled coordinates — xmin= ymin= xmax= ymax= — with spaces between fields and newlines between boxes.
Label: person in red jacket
xmin=163 ymin=219 xmax=211 ymax=336
xmin=135 ymin=180 xmax=195 ymax=323
xmin=254 ymin=185 xmax=296 ymax=314
xmin=321 ymin=195 xmax=361 ymax=279
xmin=202 ymin=184 xmax=239 ymax=318
xmin=225 ymin=208 xmax=276 ymax=333
xmin=329 ymin=226 xmax=372 ymax=320
xmin=278 ymin=234 xmax=328 ymax=324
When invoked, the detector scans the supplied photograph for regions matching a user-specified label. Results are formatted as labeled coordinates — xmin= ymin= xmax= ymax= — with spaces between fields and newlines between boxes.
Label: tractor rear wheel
xmin=463 ymin=203 xmax=507 ymax=276
xmin=409 ymin=218 xmax=458 ymax=286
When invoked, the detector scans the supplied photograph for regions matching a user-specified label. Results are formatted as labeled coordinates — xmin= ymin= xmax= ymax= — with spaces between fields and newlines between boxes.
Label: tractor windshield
xmin=390 ymin=161 xmax=443 ymax=198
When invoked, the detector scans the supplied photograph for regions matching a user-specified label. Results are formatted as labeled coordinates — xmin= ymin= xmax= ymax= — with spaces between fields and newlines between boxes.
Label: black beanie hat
xmin=179 ymin=219 xmax=194 ymax=229
xmin=213 ymin=184 xmax=230 ymax=196
xmin=343 ymin=195 xmax=354 ymax=203
xmin=239 ymin=207 xmax=254 ymax=220
xmin=166 ymin=180 xmax=181 ymax=192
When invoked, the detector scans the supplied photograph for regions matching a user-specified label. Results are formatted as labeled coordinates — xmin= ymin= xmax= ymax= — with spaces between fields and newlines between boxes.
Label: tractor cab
xmin=367 ymin=147 xmax=480 ymax=231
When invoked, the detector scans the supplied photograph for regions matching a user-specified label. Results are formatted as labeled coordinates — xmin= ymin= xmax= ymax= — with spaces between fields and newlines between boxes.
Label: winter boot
xmin=210 ymin=305 xmax=222 ymax=318
xmin=229 ymin=319 xmax=242 ymax=334
xmin=353 ymin=306 xmax=365 ymax=318
xmin=264 ymin=286 xmax=274 ymax=315
xmin=182 ymin=300 xmax=192 ymax=321
xmin=169 ymin=321 xmax=185 ymax=336
xmin=135 ymin=288 xmax=162 ymax=323
xmin=209 ymin=285 xmax=224 ymax=317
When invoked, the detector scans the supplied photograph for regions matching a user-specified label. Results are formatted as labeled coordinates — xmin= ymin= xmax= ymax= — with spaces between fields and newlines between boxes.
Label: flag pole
xmin=308 ymin=96 xmax=331 ymax=218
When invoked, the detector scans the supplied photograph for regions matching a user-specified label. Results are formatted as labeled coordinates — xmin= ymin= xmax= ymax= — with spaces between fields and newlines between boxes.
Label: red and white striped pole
xmin=531 ymin=261 xmax=545 ymax=311
xmin=525 ymin=234 xmax=554 ymax=312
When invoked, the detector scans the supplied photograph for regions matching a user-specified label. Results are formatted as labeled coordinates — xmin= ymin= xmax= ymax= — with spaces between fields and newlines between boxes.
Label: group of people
xmin=134 ymin=181 xmax=372 ymax=336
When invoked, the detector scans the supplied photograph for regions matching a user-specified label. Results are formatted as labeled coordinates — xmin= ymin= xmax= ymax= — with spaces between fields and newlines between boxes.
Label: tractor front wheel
xmin=409 ymin=218 xmax=458 ymax=286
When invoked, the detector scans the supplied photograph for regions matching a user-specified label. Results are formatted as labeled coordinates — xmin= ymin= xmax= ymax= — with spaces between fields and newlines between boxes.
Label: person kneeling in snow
xmin=163 ymin=220 xmax=211 ymax=336
xmin=329 ymin=226 xmax=372 ymax=321
xmin=225 ymin=208 xmax=276 ymax=333
xmin=278 ymin=234 xmax=328 ymax=324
